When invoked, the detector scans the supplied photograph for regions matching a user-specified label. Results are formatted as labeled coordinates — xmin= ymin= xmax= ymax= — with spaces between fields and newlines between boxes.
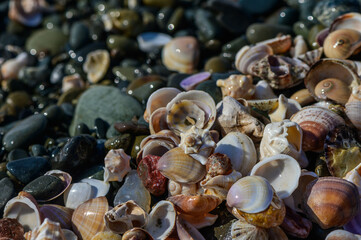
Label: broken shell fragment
xmin=83 ymin=50 xmax=110 ymax=84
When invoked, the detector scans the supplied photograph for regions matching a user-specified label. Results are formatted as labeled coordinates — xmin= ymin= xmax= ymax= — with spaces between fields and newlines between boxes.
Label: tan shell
xmin=83 ymin=50 xmax=110 ymax=83
xmin=216 ymin=96 xmax=264 ymax=142
xmin=290 ymin=88 xmax=316 ymax=106
xmin=0 ymin=52 xmax=29 ymax=81
xmin=230 ymin=218 xmax=268 ymax=240
xmin=291 ymin=106 xmax=345 ymax=152
xmin=103 ymin=148 xmax=131 ymax=182
xmin=168 ymin=180 xmax=198 ymax=196
xmin=268 ymin=94 xmax=301 ymax=122
xmin=27 ymin=218 xmax=66 ymax=240
xmin=330 ymin=12 xmax=361 ymax=32
xmin=145 ymin=200 xmax=176 ymax=240
xmin=71 ymin=197 xmax=109 ymax=240
xmin=260 ymin=120 xmax=308 ymax=167
xmin=235 ymin=44 xmax=273 ymax=75
xmin=167 ymin=194 xmax=221 ymax=215
xmin=346 ymin=85 xmax=361 ymax=130
xmin=326 ymin=229 xmax=361 ymax=240
xmin=157 ymin=147 xmax=206 ymax=184
xmin=91 ymin=231 xmax=122 ymax=240
xmin=324 ymin=29 xmax=361 ymax=59
xmin=256 ymin=35 xmax=292 ymax=54
xmin=149 ymin=107 xmax=169 ymax=134
xmin=104 ymin=200 xmax=147 ymax=234
xmin=62 ymin=74 xmax=85 ymax=93
xmin=216 ymin=74 xmax=255 ymax=100
xmin=122 ymin=228 xmax=154 ymax=240
xmin=162 ymin=36 xmax=199 ymax=74
xmin=291 ymin=35 xmax=308 ymax=58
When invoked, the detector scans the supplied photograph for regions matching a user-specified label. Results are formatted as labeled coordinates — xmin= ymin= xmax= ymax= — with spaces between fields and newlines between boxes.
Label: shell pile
xmin=3 ymin=2 xmax=361 ymax=240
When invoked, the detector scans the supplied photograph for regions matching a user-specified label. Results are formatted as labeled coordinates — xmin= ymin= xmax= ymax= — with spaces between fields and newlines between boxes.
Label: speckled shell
xmin=83 ymin=50 xmax=110 ymax=83
xmin=167 ymin=194 xmax=221 ymax=215
xmin=290 ymin=106 xmax=345 ymax=152
xmin=144 ymin=200 xmax=176 ymax=240
xmin=40 ymin=204 xmax=74 ymax=230
xmin=260 ymin=120 xmax=308 ymax=167
xmin=304 ymin=59 xmax=360 ymax=105
xmin=227 ymin=176 xmax=274 ymax=214
xmin=214 ymin=132 xmax=257 ymax=176
xmin=303 ymin=177 xmax=360 ymax=229
xmin=103 ymin=149 xmax=131 ymax=182
xmin=157 ymin=147 xmax=206 ymax=184
xmin=216 ymin=74 xmax=255 ymax=100
xmin=104 ymin=200 xmax=147 ymax=234
xmin=0 ymin=218 xmax=25 ymax=240
xmin=71 ymin=197 xmax=109 ymax=240
xmin=3 ymin=191 xmax=42 ymax=232
xmin=27 ymin=218 xmax=66 ymax=240
xmin=250 ymin=154 xmax=301 ymax=199
xmin=162 ymin=36 xmax=199 ymax=74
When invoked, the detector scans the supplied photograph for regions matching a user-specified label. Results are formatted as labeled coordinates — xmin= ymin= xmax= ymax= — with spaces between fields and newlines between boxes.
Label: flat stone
xmin=26 ymin=28 xmax=68 ymax=56
xmin=0 ymin=178 xmax=15 ymax=213
xmin=23 ymin=175 xmax=64 ymax=201
xmin=69 ymin=86 xmax=143 ymax=136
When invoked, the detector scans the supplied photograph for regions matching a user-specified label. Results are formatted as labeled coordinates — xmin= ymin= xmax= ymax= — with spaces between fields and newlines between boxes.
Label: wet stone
xmin=246 ymin=23 xmax=293 ymax=44
xmin=195 ymin=80 xmax=222 ymax=104
xmin=69 ymin=22 xmax=91 ymax=50
xmin=104 ymin=133 xmax=132 ymax=151
xmin=130 ymin=80 xmax=165 ymax=104
xmin=7 ymin=149 xmax=29 ymax=162
xmin=3 ymin=114 xmax=48 ymax=151
xmin=26 ymin=28 xmax=68 ymax=56
xmin=130 ymin=135 xmax=148 ymax=159
xmin=6 ymin=157 xmax=51 ymax=185
xmin=23 ymin=175 xmax=64 ymax=201
xmin=94 ymin=118 xmax=109 ymax=139
xmin=74 ymin=123 xmax=91 ymax=136
xmin=29 ymin=144 xmax=48 ymax=157
xmin=0 ymin=178 xmax=15 ymax=214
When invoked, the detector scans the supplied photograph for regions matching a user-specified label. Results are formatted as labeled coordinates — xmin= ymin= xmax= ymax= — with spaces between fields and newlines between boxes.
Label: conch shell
xmin=216 ymin=74 xmax=255 ymax=99
xmin=103 ymin=148 xmax=131 ymax=182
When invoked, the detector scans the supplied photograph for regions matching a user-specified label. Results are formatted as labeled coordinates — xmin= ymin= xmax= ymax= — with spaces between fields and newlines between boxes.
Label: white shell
xmin=344 ymin=162 xmax=361 ymax=197
xmin=28 ymin=218 xmax=66 ymax=240
xmin=253 ymin=80 xmax=277 ymax=99
xmin=103 ymin=149 xmax=131 ymax=182
xmin=80 ymin=178 xmax=110 ymax=198
xmin=260 ymin=120 xmax=308 ymax=168
xmin=268 ymin=94 xmax=302 ymax=123
xmin=291 ymin=35 xmax=308 ymax=58
xmin=63 ymin=182 xmax=92 ymax=209
xmin=145 ymin=200 xmax=176 ymax=240
xmin=227 ymin=176 xmax=274 ymax=214
xmin=1 ymin=52 xmax=29 ymax=80
xmin=168 ymin=180 xmax=198 ymax=196
xmin=250 ymin=154 xmax=301 ymax=199
xmin=215 ymin=132 xmax=257 ymax=176
xmin=235 ymin=44 xmax=273 ymax=75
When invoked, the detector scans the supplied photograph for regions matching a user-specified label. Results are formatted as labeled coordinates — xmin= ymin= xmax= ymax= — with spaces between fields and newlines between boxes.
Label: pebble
xmin=23 ymin=175 xmax=64 ymax=200
xmin=0 ymin=178 xmax=15 ymax=213
xmin=26 ymin=28 xmax=68 ymax=56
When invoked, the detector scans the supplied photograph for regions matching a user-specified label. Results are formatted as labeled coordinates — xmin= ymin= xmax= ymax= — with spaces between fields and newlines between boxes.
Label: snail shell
xmin=323 ymin=29 xmax=361 ymax=59
xmin=346 ymin=85 xmax=361 ymax=130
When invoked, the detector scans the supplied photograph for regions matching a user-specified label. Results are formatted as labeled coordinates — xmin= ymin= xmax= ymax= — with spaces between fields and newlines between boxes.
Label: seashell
xmin=104 ymin=200 xmax=147 ymax=234
xmin=330 ymin=12 xmax=361 ymax=33
xmin=230 ymin=217 xmax=268 ymax=240
xmin=149 ymin=107 xmax=169 ymax=135
xmin=168 ymin=180 xmax=198 ymax=196
xmin=72 ymin=197 xmax=109 ymax=240
xmin=344 ymin=163 xmax=361 ymax=196
xmin=179 ymin=126 xmax=216 ymax=165
xmin=114 ymin=170 xmax=151 ymax=213
xmin=344 ymin=201 xmax=361 ymax=235
xmin=303 ymin=177 xmax=360 ymax=229
xmin=296 ymin=47 xmax=323 ymax=66
xmin=346 ymin=85 xmax=361 ymax=130
xmin=200 ymin=170 xmax=242 ymax=201
xmin=214 ymin=132 xmax=257 ymax=176
xmin=260 ymin=120 xmax=308 ymax=167
xmin=157 ymin=147 xmax=206 ymax=184
xmin=256 ymin=35 xmax=292 ymax=54
xmin=251 ymin=154 xmax=301 ymax=199
xmin=144 ymin=87 xmax=181 ymax=122
xmin=103 ymin=148 xmax=131 ymax=182
xmin=162 ymin=36 xmax=199 ymax=74
xmin=325 ymin=125 xmax=361 ymax=178
xmin=3 ymin=191 xmax=42 ymax=232
xmin=253 ymin=80 xmax=277 ymax=100
xmin=305 ymin=59 xmax=360 ymax=104
xmin=251 ymin=55 xmax=310 ymax=89
xmin=83 ymin=50 xmax=110 ymax=84
xmin=40 ymin=204 xmax=74 ymax=230
xmin=290 ymin=88 xmax=316 ymax=106
xmin=216 ymin=96 xmax=264 ymax=142
xmin=280 ymin=205 xmax=312 ymax=239
xmin=137 ymin=32 xmax=172 ymax=53
xmin=290 ymin=106 xmax=345 ymax=152
xmin=324 ymin=29 xmax=361 ymax=59
xmin=28 ymin=218 xmax=66 ymax=240
xmin=266 ymin=226 xmax=288 ymax=240
xmin=0 ymin=218 xmax=25 ymax=240
xmin=167 ymin=194 xmax=221 ymax=216
xmin=291 ymin=35 xmax=308 ymax=58
xmin=145 ymin=200 xmax=176 ymax=240
xmin=216 ymin=74 xmax=255 ymax=100
xmin=8 ymin=0 xmax=46 ymax=27
xmin=227 ymin=176 xmax=273 ymax=214
xmin=122 ymin=228 xmax=154 ymax=240
xmin=235 ymin=44 xmax=273 ymax=75
xmin=91 ymin=231 xmax=122 ymax=240
xmin=178 ymin=212 xmax=218 ymax=229
xmin=64 ymin=182 xmax=92 ymax=209
xmin=166 ymin=90 xmax=216 ymax=135
xmin=205 ymin=153 xmax=233 ymax=177
xmin=0 ymin=52 xmax=29 ymax=81
xmin=268 ymin=94 xmax=301 ymax=123
xmin=62 ymin=74 xmax=85 ymax=93
xmin=180 ymin=72 xmax=211 ymax=91
xmin=39 ymin=170 xmax=72 ymax=202
xmin=326 ymin=229 xmax=361 ymax=240
xmin=176 ymin=216 xmax=205 ymax=240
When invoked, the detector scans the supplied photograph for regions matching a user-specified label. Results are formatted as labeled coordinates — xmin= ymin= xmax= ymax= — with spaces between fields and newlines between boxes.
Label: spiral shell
xmin=103 ymin=149 xmax=131 ymax=182
xmin=324 ymin=29 xmax=361 ymax=59
xmin=149 ymin=107 xmax=169 ymax=135
xmin=168 ymin=180 xmax=198 ymax=196
xmin=167 ymin=194 xmax=221 ymax=216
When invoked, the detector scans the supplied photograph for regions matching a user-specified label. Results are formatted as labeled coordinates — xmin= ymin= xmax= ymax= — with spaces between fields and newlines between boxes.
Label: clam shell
xmin=250 ymin=154 xmax=301 ymax=199
xmin=39 ymin=170 xmax=72 ymax=202
xmin=28 ymin=218 xmax=66 ymax=240
xmin=296 ymin=47 xmax=323 ymax=66
xmin=61 ymin=73 xmax=85 ymax=93
xmin=235 ymin=44 xmax=273 ymax=75
xmin=3 ymin=191 xmax=42 ymax=232
xmin=180 ymin=72 xmax=211 ymax=91
xmin=64 ymin=182 xmax=92 ymax=209
xmin=323 ymin=29 xmax=361 ymax=59
xmin=157 ymin=147 xmax=206 ymax=184
xmin=122 ymin=228 xmax=154 ymax=240
xmin=178 ymin=212 xmax=218 ymax=229
xmin=176 ymin=216 xmax=205 ymax=240
xmin=145 ymin=200 xmax=176 ymax=240
xmin=216 ymin=74 xmax=255 ymax=100
xmin=83 ymin=50 xmax=110 ymax=84
xmin=227 ymin=176 xmax=273 ymax=214
xmin=330 ymin=12 xmax=361 ymax=33
xmin=104 ymin=200 xmax=147 ymax=234
xmin=230 ymin=218 xmax=268 ymax=240
xmin=144 ymin=87 xmax=181 ymax=122
xmin=303 ymin=177 xmax=360 ymax=229
xmin=256 ymin=35 xmax=292 ymax=54
xmin=167 ymin=194 xmax=221 ymax=215
xmin=103 ymin=148 xmax=131 ymax=182
xmin=253 ymin=80 xmax=277 ymax=100
xmin=290 ymin=106 xmax=345 ymax=152
xmin=71 ymin=197 xmax=109 ymax=240
xmin=214 ymin=132 xmax=257 ymax=176
xmin=162 ymin=36 xmax=199 ymax=74
xmin=304 ymin=59 xmax=360 ymax=104
xmin=326 ymin=229 xmax=361 ymax=240
xmin=149 ymin=107 xmax=169 ymax=134
xmin=260 ymin=120 xmax=308 ymax=167
xmin=40 ymin=204 xmax=74 ymax=230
